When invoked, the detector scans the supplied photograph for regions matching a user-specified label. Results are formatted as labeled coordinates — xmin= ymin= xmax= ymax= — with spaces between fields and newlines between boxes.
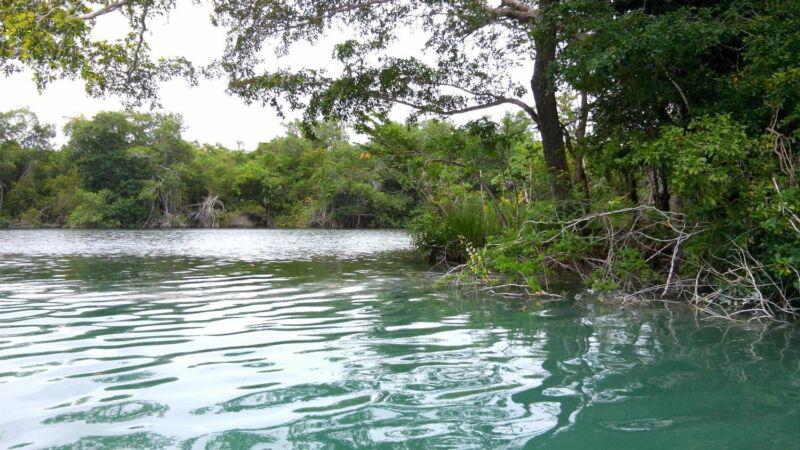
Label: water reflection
xmin=0 ymin=230 xmax=798 ymax=449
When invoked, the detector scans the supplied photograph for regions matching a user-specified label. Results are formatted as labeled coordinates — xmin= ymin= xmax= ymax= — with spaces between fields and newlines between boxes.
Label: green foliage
xmin=410 ymin=196 xmax=502 ymax=262
xmin=67 ymin=189 xmax=118 ymax=228
xmin=362 ymin=113 xmax=544 ymax=261
xmin=0 ymin=110 xmax=416 ymax=230
xmin=0 ymin=0 xmax=194 ymax=103
xmin=64 ymin=112 xmax=194 ymax=227
xmin=0 ymin=109 xmax=60 ymax=223
xmin=587 ymin=247 xmax=659 ymax=292
xmin=635 ymin=115 xmax=767 ymax=217
xmin=630 ymin=114 xmax=799 ymax=301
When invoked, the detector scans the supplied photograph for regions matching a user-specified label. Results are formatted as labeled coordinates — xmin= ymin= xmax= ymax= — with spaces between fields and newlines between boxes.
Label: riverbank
xmin=415 ymin=203 xmax=800 ymax=323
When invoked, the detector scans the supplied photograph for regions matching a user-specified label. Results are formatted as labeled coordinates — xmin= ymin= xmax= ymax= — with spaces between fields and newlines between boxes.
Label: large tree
xmin=211 ymin=0 xmax=573 ymax=200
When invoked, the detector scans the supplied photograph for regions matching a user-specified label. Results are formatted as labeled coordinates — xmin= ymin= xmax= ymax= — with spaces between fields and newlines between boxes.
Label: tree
xmin=64 ymin=111 xmax=195 ymax=225
xmin=212 ymin=0 xmax=573 ymax=200
xmin=557 ymin=0 xmax=800 ymax=210
xmin=0 ymin=108 xmax=54 ymax=150
xmin=0 ymin=109 xmax=55 ymax=218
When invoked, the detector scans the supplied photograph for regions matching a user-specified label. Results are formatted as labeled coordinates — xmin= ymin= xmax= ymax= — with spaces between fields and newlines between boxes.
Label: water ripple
xmin=0 ymin=230 xmax=799 ymax=449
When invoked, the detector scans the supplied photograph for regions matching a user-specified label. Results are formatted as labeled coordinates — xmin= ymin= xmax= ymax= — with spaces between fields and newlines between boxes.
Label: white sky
xmin=0 ymin=2 xmax=522 ymax=150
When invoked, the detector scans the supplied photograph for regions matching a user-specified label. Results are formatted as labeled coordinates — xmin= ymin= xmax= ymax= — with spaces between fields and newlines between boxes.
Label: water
xmin=0 ymin=230 xmax=799 ymax=449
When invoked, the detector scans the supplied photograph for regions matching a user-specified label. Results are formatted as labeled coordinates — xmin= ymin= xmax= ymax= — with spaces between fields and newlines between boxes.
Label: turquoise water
xmin=0 ymin=229 xmax=798 ymax=449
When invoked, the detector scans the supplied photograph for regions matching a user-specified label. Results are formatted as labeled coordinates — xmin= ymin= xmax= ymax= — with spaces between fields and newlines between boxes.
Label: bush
xmin=66 ymin=189 xmax=119 ymax=228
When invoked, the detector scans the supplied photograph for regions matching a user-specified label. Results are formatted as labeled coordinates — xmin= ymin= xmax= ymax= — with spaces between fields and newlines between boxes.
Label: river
xmin=0 ymin=229 xmax=798 ymax=449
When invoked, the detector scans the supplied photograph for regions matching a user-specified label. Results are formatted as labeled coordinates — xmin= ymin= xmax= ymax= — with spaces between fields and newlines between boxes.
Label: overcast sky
xmin=0 ymin=2 xmax=522 ymax=150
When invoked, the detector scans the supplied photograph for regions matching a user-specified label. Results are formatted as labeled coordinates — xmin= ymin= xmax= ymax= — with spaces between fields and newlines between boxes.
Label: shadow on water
xmin=0 ymin=230 xmax=799 ymax=449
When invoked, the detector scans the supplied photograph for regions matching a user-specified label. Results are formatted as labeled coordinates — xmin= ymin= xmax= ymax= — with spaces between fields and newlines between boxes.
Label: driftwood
xmin=526 ymin=205 xmax=798 ymax=322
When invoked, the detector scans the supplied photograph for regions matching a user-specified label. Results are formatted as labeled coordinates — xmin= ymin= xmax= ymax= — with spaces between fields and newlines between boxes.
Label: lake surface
xmin=1 ymin=230 xmax=799 ymax=449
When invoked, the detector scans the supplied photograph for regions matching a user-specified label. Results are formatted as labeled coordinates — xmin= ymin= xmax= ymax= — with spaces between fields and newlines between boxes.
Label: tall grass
xmin=409 ymin=195 xmax=502 ymax=262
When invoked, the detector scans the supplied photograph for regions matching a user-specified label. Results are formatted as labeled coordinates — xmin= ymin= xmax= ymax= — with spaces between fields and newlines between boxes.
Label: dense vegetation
xmin=2 ymin=0 xmax=800 ymax=319
xmin=0 ymin=110 xmax=416 ymax=228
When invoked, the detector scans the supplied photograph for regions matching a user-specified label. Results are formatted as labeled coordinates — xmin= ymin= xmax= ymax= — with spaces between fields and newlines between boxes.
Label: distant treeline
xmin=0 ymin=110 xmax=416 ymax=229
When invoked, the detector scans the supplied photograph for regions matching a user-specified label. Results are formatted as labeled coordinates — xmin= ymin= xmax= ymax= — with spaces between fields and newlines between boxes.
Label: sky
xmin=0 ymin=2 xmax=522 ymax=150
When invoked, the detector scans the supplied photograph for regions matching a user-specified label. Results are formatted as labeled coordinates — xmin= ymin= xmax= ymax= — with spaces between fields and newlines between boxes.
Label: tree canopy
xmin=1 ymin=0 xmax=194 ymax=103
xmin=212 ymin=0 xmax=574 ymax=197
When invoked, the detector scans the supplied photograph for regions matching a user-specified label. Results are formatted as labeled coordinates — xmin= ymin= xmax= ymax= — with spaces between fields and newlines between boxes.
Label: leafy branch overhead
xmin=2 ymin=1 xmax=543 ymax=116
xmin=215 ymin=1 xmax=545 ymax=122
xmin=0 ymin=0 xmax=195 ymax=104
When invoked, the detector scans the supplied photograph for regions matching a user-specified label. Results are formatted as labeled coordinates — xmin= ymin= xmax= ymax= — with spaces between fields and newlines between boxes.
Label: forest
xmin=0 ymin=109 xmax=417 ymax=229
xmin=2 ymin=0 xmax=800 ymax=319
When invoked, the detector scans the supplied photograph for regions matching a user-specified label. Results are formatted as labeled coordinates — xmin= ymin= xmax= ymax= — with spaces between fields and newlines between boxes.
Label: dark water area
xmin=0 ymin=230 xmax=798 ymax=449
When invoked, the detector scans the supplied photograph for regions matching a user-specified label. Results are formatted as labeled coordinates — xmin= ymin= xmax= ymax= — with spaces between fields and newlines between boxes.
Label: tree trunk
xmin=573 ymin=92 xmax=590 ymax=198
xmin=628 ymin=174 xmax=639 ymax=204
xmin=531 ymin=4 xmax=571 ymax=202
xmin=646 ymin=166 xmax=671 ymax=211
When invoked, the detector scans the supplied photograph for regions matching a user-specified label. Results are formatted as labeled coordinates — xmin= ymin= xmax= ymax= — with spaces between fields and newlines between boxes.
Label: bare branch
xmin=379 ymin=94 xmax=538 ymax=120
xmin=483 ymin=0 xmax=539 ymax=22
xmin=125 ymin=0 xmax=150 ymax=87
xmin=78 ymin=0 xmax=130 ymax=20
xmin=439 ymin=83 xmax=540 ymax=121
xmin=668 ymin=76 xmax=690 ymax=115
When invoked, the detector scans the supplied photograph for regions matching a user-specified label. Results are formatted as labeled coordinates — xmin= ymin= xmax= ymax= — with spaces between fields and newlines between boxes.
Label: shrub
xmin=66 ymin=189 xmax=119 ymax=228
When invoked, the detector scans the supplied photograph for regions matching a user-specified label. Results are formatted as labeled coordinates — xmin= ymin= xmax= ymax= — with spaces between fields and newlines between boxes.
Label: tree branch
xmin=271 ymin=0 xmax=396 ymax=32
xmin=668 ymin=76 xmax=690 ymax=115
xmin=319 ymin=0 xmax=395 ymax=15
xmin=379 ymin=94 xmax=538 ymax=119
xmin=78 ymin=0 xmax=130 ymax=20
xmin=483 ymin=0 xmax=539 ymax=23
xmin=438 ymin=83 xmax=540 ymax=121
xmin=125 ymin=0 xmax=149 ymax=87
